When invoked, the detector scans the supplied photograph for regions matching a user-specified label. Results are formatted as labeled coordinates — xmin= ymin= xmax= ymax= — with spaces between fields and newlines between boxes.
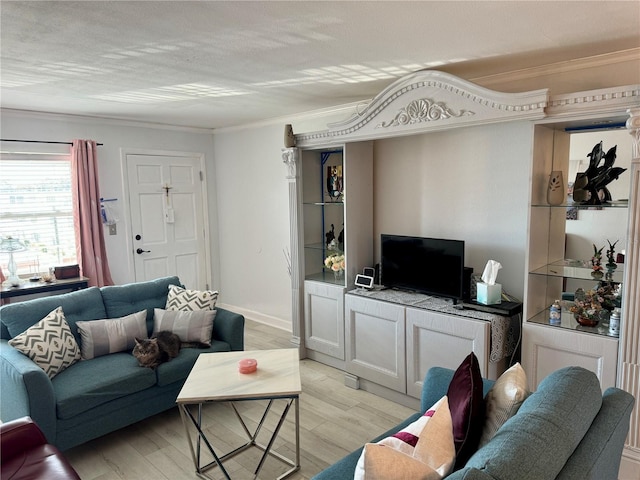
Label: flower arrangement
xmin=570 ymin=284 xmax=617 ymax=324
xmin=324 ymin=253 xmax=345 ymax=274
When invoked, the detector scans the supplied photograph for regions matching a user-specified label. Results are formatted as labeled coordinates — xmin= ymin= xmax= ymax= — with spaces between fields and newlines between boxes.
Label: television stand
xmin=461 ymin=299 xmax=523 ymax=317
xmin=345 ymin=288 xmax=522 ymax=404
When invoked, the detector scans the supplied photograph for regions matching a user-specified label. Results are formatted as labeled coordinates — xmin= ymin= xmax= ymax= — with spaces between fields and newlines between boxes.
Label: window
xmin=0 ymin=154 xmax=77 ymax=276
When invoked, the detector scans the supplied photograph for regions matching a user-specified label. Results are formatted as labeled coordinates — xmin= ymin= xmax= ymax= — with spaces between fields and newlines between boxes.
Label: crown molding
xmin=0 ymin=108 xmax=215 ymax=134
xmin=471 ymin=48 xmax=640 ymax=89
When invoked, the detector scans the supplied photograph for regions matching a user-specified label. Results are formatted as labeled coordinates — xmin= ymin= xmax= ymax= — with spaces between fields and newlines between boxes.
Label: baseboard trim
xmin=217 ymin=303 xmax=292 ymax=332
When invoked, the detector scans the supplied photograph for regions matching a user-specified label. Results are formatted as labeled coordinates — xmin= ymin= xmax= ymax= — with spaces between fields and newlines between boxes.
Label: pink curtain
xmin=71 ymin=140 xmax=114 ymax=287
xmin=0 ymin=267 xmax=5 ymax=305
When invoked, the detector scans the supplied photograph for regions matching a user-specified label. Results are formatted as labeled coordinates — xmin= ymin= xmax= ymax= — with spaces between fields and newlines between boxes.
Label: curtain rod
xmin=0 ymin=139 xmax=103 ymax=146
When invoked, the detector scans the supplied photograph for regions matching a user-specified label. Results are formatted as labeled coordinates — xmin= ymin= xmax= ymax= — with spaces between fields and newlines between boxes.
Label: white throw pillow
xmin=354 ymin=396 xmax=455 ymax=480
xmin=152 ymin=308 xmax=215 ymax=346
xmin=76 ymin=310 xmax=147 ymax=360
xmin=165 ymin=284 xmax=218 ymax=311
xmin=8 ymin=306 xmax=81 ymax=378
xmin=478 ymin=362 xmax=530 ymax=447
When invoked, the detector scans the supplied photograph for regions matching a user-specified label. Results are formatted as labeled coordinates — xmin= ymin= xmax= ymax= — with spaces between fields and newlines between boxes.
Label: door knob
xmin=136 ymin=248 xmax=150 ymax=254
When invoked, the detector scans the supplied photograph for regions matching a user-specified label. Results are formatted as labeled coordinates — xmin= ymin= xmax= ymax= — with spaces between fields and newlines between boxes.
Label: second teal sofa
xmin=313 ymin=366 xmax=634 ymax=480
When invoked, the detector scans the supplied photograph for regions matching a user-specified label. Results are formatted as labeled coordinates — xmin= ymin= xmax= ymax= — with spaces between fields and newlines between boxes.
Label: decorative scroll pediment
xmin=296 ymin=70 xmax=549 ymax=147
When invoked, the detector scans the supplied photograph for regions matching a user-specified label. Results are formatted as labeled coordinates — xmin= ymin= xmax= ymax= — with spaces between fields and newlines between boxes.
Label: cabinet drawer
xmin=406 ymin=308 xmax=490 ymax=399
xmin=345 ymin=295 xmax=406 ymax=392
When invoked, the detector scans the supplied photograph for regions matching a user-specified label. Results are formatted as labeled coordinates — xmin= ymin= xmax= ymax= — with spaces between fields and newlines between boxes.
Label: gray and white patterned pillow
xmin=165 ymin=284 xmax=218 ymax=311
xmin=152 ymin=308 xmax=215 ymax=346
xmin=76 ymin=310 xmax=148 ymax=360
xmin=8 ymin=306 xmax=81 ymax=378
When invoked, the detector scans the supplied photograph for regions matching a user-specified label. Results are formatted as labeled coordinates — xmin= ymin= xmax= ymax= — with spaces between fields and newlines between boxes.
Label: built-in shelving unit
xmin=283 ymin=72 xmax=640 ymax=461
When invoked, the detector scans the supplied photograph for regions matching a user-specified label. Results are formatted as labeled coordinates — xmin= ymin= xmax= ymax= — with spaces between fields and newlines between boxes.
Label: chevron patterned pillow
xmin=354 ymin=396 xmax=456 ymax=480
xmin=165 ymin=284 xmax=218 ymax=311
xmin=8 ymin=306 xmax=81 ymax=378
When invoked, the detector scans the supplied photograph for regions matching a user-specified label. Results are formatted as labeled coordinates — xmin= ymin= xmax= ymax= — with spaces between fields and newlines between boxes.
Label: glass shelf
xmin=530 ymin=259 xmax=624 ymax=283
xmin=305 ymin=243 xmax=343 ymax=252
xmin=528 ymin=308 xmax=619 ymax=339
xmin=531 ymin=200 xmax=628 ymax=208
xmin=303 ymin=201 xmax=344 ymax=206
xmin=306 ymin=270 xmax=345 ymax=286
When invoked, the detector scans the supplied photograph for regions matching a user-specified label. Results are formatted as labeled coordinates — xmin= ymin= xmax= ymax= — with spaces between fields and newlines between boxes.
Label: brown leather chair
xmin=1 ymin=416 xmax=81 ymax=480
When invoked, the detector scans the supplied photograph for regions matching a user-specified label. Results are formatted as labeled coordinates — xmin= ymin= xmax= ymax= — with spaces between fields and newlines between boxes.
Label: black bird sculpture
xmin=573 ymin=142 xmax=626 ymax=205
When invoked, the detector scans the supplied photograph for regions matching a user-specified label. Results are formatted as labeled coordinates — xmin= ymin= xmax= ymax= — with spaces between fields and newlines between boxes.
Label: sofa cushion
xmin=165 ymin=284 xmax=218 ymax=311
xmin=100 ymin=276 xmax=182 ymax=334
xmin=463 ymin=366 xmax=603 ymax=480
xmin=152 ymin=308 xmax=216 ymax=346
xmin=76 ymin=310 xmax=147 ymax=360
xmin=155 ymin=340 xmax=231 ymax=387
xmin=8 ymin=307 xmax=81 ymax=379
xmin=478 ymin=362 xmax=529 ymax=447
xmin=52 ymin=352 xmax=157 ymax=419
xmin=447 ymin=352 xmax=484 ymax=469
xmin=1 ymin=287 xmax=106 ymax=341
xmin=354 ymin=396 xmax=455 ymax=480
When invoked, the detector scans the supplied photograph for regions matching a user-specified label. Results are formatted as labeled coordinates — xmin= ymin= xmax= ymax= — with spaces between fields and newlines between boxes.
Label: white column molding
xmin=282 ymin=147 xmax=306 ymax=356
xmin=620 ymin=107 xmax=640 ymax=458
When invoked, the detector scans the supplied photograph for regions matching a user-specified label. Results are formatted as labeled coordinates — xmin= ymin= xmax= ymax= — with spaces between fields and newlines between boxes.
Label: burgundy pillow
xmin=447 ymin=352 xmax=485 ymax=470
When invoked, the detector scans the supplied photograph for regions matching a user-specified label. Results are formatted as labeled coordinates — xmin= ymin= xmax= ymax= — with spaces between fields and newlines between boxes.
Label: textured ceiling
xmin=1 ymin=1 xmax=639 ymax=129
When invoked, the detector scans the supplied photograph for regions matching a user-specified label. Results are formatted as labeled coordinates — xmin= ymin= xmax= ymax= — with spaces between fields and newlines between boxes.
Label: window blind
xmin=0 ymin=157 xmax=77 ymax=276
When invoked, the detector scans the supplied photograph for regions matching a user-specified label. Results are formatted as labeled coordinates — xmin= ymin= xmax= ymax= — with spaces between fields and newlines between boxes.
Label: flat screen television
xmin=381 ymin=234 xmax=465 ymax=301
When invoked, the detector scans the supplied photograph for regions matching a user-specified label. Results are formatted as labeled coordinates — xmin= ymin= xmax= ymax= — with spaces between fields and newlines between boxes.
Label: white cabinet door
xmin=345 ymin=294 xmax=406 ymax=392
xmin=406 ymin=308 xmax=490 ymax=399
xmin=522 ymin=322 xmax=619 ymax=390
xmin=304 ymin=281 xmax=346 ymax=359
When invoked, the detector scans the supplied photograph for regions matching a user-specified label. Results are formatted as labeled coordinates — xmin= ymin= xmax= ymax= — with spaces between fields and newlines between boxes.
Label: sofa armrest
xmin=555 ymin=387 xmax=635 ymax=480
xmin=213 ymin=308 xmax=245 ymax=351
xmin=0 ymin=416 xmax=48 ymax=462
xmin=0 ymin=340 xmax=56 ymax=443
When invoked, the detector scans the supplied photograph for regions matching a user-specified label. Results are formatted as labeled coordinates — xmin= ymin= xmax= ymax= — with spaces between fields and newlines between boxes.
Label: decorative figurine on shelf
xmin=549 ymin=300 xmax=561 ymax=325
xmin=572 ymin=141 xmax=626 ymax=205
xmin=606 ymin=239 xmax=619 ymax=270
xmin=326 ymin=165 xmax=343 ymax=202
xmin=325 ymin=224 xmax=335 ymax=248
xmin=591 ymin=244 xmax=604 ymax=279
xmin=338 ymin=224 xmax=344 ymax=249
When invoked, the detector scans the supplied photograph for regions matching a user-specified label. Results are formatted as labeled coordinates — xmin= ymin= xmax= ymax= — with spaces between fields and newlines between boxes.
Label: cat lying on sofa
xmin=133 ymin=331 xmax=209 ymax=369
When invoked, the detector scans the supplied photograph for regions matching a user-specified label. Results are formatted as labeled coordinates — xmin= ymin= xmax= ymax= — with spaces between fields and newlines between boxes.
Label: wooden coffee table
xmin=177 ymin=348 xmax=301 ymax=479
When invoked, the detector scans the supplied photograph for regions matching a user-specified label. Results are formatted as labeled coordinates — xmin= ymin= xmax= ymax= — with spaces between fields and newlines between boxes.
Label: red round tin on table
xmin=238 ymin=358 xmax=258 ymax=374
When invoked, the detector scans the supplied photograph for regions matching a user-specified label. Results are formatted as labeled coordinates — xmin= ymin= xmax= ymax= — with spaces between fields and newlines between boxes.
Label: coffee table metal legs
xmin=179 ymin=395 xmax=300 ymax=479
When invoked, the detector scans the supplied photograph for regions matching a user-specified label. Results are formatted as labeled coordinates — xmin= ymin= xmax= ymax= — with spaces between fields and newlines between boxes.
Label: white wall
xmin=212 ymin=124 xmax=293 ymax=328
xmin=0 ymin=110 xmax=219 ymax=288
xmin=373 ymin=121 xmax=533 ymax=299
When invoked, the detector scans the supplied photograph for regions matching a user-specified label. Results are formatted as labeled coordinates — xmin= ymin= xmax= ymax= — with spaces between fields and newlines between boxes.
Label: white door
xmin=126 ymin=153 xmax=209 ymax=289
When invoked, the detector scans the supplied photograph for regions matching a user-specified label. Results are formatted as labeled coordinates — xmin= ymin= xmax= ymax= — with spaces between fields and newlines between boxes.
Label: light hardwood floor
xmin=65 ymin=320 xmax=416 ymax=479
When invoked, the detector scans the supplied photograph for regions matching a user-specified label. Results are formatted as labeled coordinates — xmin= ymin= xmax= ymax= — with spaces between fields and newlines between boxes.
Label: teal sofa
xmin=313 ymin=366 xmax=634 ymax=480
xmin=0 ymin=276 xmax=245 ymax=451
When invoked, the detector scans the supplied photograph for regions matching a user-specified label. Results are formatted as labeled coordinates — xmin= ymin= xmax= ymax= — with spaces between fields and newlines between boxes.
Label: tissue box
xmin=477 ymin=282 xmax=501 ymax=305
